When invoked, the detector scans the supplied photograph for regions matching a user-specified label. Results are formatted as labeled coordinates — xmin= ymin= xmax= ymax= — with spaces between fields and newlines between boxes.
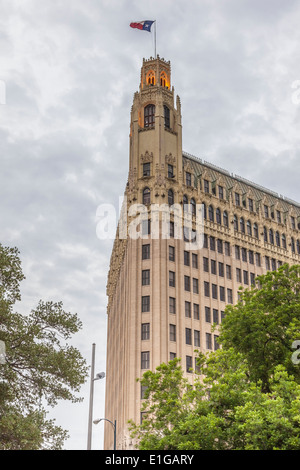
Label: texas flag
xmin=130 ymin=20 xmax=155 ymax=32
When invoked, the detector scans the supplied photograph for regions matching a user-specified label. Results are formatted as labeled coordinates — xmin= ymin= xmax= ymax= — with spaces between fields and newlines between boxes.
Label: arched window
xmin=223 ymin=210 xmax=228 ymax=227
xmin=234 ymin=215 xmax=238 ymax=231
xmin=168 ymin=189 xmax=174 ymax=206
xmin=247 ymin=220 xmax=252 ymax=236
xmin=147 ymin=71 xmax=155 ymax=85
xmin=291 ymin=237 xmax=295 ymax=253
xmin=190 ymin=198 xmax=196 ymax=217
xmin=183 ymin=194 xmax=188 ymax=212
xmin=282 ymin=233 xmax=286 ymax=249
xmin=164 ymin=105 xmax=170 ymax=129
xmin=144 ymin=104 xmax=155 ymax=128
xmin=160 ymin=72 xmax=168 ymax=87
xmin=275 ymin=231 xmax=280 ymax=247
xmin=269 ymin=229 xmax=274 ymax=245
xmin=253 ymin=223 xmax=258 ymax=239
xmin=263 ymin=226 xmax=268 ymax=242
xmin=143 ymin=187 xmax=151 ymax=205
xmin=208 ymin=205 xmax=214 ymax=222
xmin=240 ymin=217 xmax=245 ymax=233
xmin=216 ymin=208 xmax=221 ymax=224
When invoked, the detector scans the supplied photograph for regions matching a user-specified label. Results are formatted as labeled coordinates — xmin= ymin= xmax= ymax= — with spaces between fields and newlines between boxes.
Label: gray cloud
xmin=1 ymin=0 xmax=300 ymax=449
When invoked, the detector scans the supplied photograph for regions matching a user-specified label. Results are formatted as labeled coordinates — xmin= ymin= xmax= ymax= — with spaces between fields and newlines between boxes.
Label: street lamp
xmin=94 ymin=418 xmax=117 ymax=451
xmin=87 ymin=343 xmax=105 ymax=450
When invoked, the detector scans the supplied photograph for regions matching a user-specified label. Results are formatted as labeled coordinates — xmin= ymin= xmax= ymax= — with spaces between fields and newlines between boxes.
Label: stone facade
xmin=103 ymin=56 xmax=300 ymax=450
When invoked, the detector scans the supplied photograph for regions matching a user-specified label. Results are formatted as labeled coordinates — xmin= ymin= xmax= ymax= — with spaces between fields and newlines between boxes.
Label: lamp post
xmin=94 ymin=418 xmax=117 ymax=450
xmin=87 ymin=343 xmax=105 ymax=450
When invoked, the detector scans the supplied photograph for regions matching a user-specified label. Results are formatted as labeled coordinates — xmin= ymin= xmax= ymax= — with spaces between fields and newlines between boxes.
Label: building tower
xmin=104 ymin=56 xmax=300 ymax=450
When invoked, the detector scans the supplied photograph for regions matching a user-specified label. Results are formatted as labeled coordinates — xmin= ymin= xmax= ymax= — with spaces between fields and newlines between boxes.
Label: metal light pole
xmin=87 ymin=343 xmax=105 ymax=450
xmin=94 ymin=418 xmax=117 ymax=450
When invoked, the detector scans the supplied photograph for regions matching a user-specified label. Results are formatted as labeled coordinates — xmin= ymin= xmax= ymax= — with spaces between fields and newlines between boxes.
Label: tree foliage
xmin=130 ymin=264 xmax=300 ymax=450
xmin=0 ymin=244 xmax=88 ymax=449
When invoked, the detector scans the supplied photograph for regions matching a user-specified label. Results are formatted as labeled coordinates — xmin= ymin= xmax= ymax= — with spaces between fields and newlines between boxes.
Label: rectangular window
xmin=193 ymin=303 xmax=200 ymax=320
xmin=276 ymin=210 xmax=281 ymax=224
xmin=235 ymin=245 xmax=240 ymax=260
xmin=185 ymin=328 xmax=192 ymax=345
xmin=142 ymin=269 xmax=150 ymax=286
xmin=194 ymin=330 xmax=200 ymax=347
xmin=203 ymin=257 xmax=209 ymax=272
xmin=141 ymin=323 xmax=150 ymax=340
xmin=219 ymin=286 xmax=225 ymax=302
xmin=204 ymin=179 xmax=209 ymax=193
xmin=170 ymin=352 xmax=176 ymax=360
xmin=169 ymin=297 xmax=176 ymax=314
xmin=143 ymin=162 xmax=150 ymax=177
xmin=243 ymin=270 xmax=249 ymax=285
xmin=205 ymin=306 xmax=211 ymax=322
xmin=204 ymin=281 xmax=210 ymax=297
xmin=218 ymin=185 xmax=224 ymax=200
xmin=210 ymin=236 xmax=216 ymax=251
xmin=227 ymin=288 xmax=233 ymax=304
xmin=235 ymin=192 xmax=240 ymax=206
xmin=185 ymin=301 xmax=191 ymax=318
xmin=169 ymin=221 xmax=174 ymax=238
xmin=169 ymin=324 xmax=176 ymax=342
xmin=186 ymin=355 xmax=193 ymax=373
xmin=142 ymin=244 xmax=150 ymax=260
xmin=218 ymin=262 xmax=224 ymax=277
xmin=255 ymin=252 xmax=261 ymax=267
xmin=212 ymin=284 xmax=218 ymax=299
xmin=265 ymin=256 xmax=270 ymax=270
xmin=250 ymin=272 xmax=256 ymax=286
xmin=203 ymin=234 xmax=208 ymax=248
xmin=217 ymin=239 xmax=223 ymax=254
xmin=211 ymin=259 xmax=216 ymax=275
xmin=169 ymin=271 xmax=175 ymax=287
xmin=184 ymin=275 xmax=191 ymax=291
xmin=193 ymin=278 xmax=199 ymax=294
xmin=225 ymin=241 xmax=231 ymax=256
xmin=264 ymin=205 xmax=269 ymax=218
xmin=192 ymin=253 xmax=198 ymax=269
xmin=249 ymin=250 xmax=254 ymax=264
xmin=226 ymin=264 xmax=232 ymax=279
xmin=213 ymin=309 xmax=219 ymax=324
xmin=214 ymin=335 xmax=220 ymax=350
xmin=142 ymin=295 xmax=150 ymax=312
xmin=242 ymin=248 xmax=247 ymax=262
xmin=236 ymin=268 xmax=241 ymax=283
xmin=248 ymin=198 xmax=253 ymax=212
xmin=186 ymin=172 xmax=192 ymax=186
xmin=184 ymin=250 xmax=190 ymax=266
xmin=141 ymin=351 xmax=150 ymax=369
xmin=169 ymin=245 xmax=175 ymax=262
xmin=206 ymin=333 xmax=212 ymax=350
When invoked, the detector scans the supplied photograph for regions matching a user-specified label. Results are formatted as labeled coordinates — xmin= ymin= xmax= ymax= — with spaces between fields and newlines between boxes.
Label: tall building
xmin=104 ymin=56 xmax=300 ymax=450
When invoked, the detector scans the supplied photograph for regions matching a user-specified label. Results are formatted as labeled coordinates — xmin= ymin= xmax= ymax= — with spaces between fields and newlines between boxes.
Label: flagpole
xmin=154 ymin=20 xmax=157 ymax=58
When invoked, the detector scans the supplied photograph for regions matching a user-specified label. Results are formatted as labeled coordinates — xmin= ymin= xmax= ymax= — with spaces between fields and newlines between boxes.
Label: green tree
xmin=0 ymin=244 xmax=88 ymax=449
xmin=130 ymin=264 xmax=300 ymax=450
xmin=219 ymin=263 xmax=300 ymax=391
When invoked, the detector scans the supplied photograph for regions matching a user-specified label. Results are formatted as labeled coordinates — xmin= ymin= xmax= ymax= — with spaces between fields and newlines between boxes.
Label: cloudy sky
xmin=1 ymin=0 xmax=300 ymax=450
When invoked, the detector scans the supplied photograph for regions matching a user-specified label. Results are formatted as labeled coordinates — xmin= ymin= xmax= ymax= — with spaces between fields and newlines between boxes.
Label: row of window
xmin=140 ymin=333 xmax=219 ymax=373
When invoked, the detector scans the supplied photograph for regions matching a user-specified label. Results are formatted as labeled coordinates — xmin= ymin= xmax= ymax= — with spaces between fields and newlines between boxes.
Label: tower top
xmin=140 ymin=55 xmax=172 ymax=92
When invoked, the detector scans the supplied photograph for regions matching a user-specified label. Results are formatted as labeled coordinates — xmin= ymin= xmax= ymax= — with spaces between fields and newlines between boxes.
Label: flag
xmin=130 ymin=21 xmax=154 ymax=32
